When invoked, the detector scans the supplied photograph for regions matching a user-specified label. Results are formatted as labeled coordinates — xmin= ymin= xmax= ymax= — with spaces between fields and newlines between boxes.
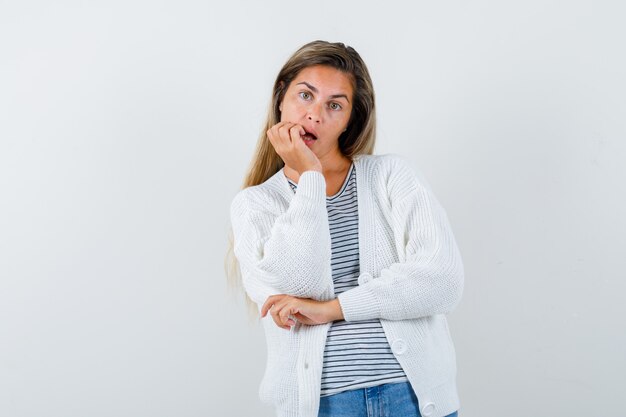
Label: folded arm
xmin=338 ymin=162 xmax=464 ymax=322
xmin=230 ymin=171 xmax=332 ymax=301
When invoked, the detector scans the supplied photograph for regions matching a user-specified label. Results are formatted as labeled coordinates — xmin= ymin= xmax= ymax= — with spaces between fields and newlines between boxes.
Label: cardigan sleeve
xmin=337 ymin=158 xmax=464 ymax=321
xmin=230 ymin=170 xmax=332 ymax=301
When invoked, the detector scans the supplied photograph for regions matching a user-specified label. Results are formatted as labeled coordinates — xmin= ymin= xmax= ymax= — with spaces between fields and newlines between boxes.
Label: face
xmin=279 ymin=65 xmax=353 ymax=157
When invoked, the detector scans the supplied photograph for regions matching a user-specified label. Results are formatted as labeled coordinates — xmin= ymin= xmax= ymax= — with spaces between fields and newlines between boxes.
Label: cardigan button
xmin=421 ymin=402 xmax=435 ymax=416
xmin=357 ymin=273 xmax=372 ymax=285
xmin=304 ymin=362 xmax=309 ymax=369
xmin=391 ymin=339 xmax=407 ymax=355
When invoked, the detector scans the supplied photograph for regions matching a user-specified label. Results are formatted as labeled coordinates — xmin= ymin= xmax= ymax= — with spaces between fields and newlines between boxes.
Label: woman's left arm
xmin=337 ymin=161 xmax=464 ymax=322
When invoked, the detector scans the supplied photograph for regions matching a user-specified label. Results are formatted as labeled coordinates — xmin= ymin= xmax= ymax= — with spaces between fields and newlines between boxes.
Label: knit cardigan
xmin=230 ymin=153 xmax=464 ymax=417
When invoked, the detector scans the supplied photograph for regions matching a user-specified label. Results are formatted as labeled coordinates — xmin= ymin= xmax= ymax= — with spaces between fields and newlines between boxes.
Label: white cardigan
xmin=230 ymin=153 xmax=464 ymax=417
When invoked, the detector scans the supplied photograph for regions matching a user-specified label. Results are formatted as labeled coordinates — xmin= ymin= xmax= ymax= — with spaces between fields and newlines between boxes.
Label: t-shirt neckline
xmin=287 ymin=162 xmax=354 ymax=200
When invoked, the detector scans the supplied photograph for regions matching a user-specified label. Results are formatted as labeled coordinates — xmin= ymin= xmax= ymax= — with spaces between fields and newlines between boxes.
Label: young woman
xmin=227 ymin=40 xmax=464 ymax=417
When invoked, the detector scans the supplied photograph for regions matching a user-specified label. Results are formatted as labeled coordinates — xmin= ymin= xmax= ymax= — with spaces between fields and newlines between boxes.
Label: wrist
xmin=326 ymin=299 xmax=344 ymax=322
xmin=301 ymin=166 xmax=322 ymax=174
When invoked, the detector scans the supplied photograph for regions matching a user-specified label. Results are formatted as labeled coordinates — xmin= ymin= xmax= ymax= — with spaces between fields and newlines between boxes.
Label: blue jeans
xmin=318 ymin=381 xmax=458 ymax=417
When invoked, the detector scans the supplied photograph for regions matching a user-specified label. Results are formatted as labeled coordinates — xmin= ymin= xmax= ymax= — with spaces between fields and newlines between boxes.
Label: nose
xmin=307 ymin=102 xmax=322 ymax=123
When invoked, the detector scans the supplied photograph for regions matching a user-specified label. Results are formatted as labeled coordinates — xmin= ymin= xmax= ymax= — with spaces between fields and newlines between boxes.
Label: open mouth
xmin=301 ymin=130 xmax=317 ymax=141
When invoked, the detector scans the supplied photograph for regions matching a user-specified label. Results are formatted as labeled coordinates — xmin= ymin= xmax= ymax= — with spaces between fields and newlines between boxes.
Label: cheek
xmin=332 ymin=113 xmax=351 ymax=131
xmin=280 ymin=99 xmax=303 ymax=121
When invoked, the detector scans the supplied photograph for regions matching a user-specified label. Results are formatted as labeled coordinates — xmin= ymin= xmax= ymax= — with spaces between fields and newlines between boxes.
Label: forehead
xmin=292 ymin=65 xmax=354 ymax=95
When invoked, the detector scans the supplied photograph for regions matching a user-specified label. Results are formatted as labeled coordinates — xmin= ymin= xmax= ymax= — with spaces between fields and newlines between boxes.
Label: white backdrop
xmin=1 ymin=1 xmax=625 ymax=416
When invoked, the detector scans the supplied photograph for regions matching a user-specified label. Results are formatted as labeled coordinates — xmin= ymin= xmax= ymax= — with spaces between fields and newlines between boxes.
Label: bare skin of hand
xmin=267 ymin=121 xmax=323 ymax=175
xmin=261 ymin=295 xmax=345 ymax=330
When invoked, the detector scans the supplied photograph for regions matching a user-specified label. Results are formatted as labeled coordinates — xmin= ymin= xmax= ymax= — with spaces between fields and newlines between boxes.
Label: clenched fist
xmin=267 ymin=121 xmax=323 ymax=175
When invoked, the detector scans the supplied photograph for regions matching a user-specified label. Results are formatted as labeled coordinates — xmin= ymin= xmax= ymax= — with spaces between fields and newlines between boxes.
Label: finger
xmin=278 ymin=301 xmax=300 ymax=327
xmin=277 ymin=302 xmax=292 ymax=326
xmin=260 ymin=296 xmax=273 ymax=317
xmin=270 ymin=306 xmax=291 ymax=330
xmin=277 ymin=122 xmax=296 ymax=143
xmin=261 ymin=294 xmax=284 ymax=317
xmin=267 ymin=122 xmax=291 ymax=141
xmin=268 ymin=123 xmax=294 ymax=153
xmin=272 ymin=121 xmax=292 ymax=129
xmin=270 ymin=297 xmax=290 ymax=325
xmin=267 ymin=121 xmax=290 ymax=136
xmin=267 ymin=123 xmax=284 ymax=146
xmin=269 ymin=297 xmax=296 ymax=329
xmin=293 ymin=313 xmax=315 ymax=325
xmin=289 ymin=124 xmax=306 ymax=143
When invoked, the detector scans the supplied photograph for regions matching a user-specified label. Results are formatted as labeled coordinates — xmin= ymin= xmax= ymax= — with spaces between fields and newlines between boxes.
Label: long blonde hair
xmin=225 ymin=40 xmax=377 ymax=314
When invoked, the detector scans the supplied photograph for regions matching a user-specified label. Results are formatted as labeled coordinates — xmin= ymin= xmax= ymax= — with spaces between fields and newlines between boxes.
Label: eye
xmin=299 ymin=91 xmax=312 ymax=100
xmin=329 ymin=102 xmax=342 ymax=111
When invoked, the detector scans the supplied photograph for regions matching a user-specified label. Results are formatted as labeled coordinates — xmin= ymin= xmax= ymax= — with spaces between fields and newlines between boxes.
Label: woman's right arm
xmin=230 ymin=170 xmax=331 ymax=301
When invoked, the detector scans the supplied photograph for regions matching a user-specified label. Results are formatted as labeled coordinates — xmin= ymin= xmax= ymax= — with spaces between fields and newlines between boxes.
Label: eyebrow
xmin=296 ymin=81 xmax=350 ymax=103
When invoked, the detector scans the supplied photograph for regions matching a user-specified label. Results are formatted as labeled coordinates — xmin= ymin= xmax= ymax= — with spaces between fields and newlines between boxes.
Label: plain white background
xmin=1 ymin=1 xmax=625 ymax=416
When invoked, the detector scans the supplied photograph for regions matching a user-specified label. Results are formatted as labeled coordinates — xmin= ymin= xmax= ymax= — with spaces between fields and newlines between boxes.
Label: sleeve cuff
xmin=295 ymin=170 xmax=326 ymax=203
xmin=337 ymin=277 xmax=381 ymax=322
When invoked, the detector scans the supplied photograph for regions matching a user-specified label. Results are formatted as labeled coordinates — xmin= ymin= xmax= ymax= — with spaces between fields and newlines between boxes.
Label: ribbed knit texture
xmin=230 ymin=153 xmax=464 ymax=417
xmin=288 ymin=164 xmax=408 ymax=396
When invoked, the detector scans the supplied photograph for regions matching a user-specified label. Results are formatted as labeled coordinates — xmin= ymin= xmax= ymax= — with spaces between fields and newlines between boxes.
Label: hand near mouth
xmin=267 ymin=121 xmax=323 ymax=174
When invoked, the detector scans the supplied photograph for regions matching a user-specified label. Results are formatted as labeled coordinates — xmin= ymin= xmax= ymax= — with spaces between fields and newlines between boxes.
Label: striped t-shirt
xmin=287 ymin=162 xmax=408 ymax=397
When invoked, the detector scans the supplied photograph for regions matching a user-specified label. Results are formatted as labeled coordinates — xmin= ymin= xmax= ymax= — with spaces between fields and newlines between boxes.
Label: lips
xmin=301 ymin=128 xmax=318 ymax=140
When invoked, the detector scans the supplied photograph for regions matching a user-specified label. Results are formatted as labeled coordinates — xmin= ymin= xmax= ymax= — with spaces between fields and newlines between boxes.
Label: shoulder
xmin=355 ymin=152 xmax=417 ymax=172
xmin=355 ymin=153 xmax=431 ymax=193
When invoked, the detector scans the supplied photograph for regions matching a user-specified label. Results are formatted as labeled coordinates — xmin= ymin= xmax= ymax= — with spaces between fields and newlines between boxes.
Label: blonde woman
xmin=227 ymin=40 xmax=463 ymax=417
